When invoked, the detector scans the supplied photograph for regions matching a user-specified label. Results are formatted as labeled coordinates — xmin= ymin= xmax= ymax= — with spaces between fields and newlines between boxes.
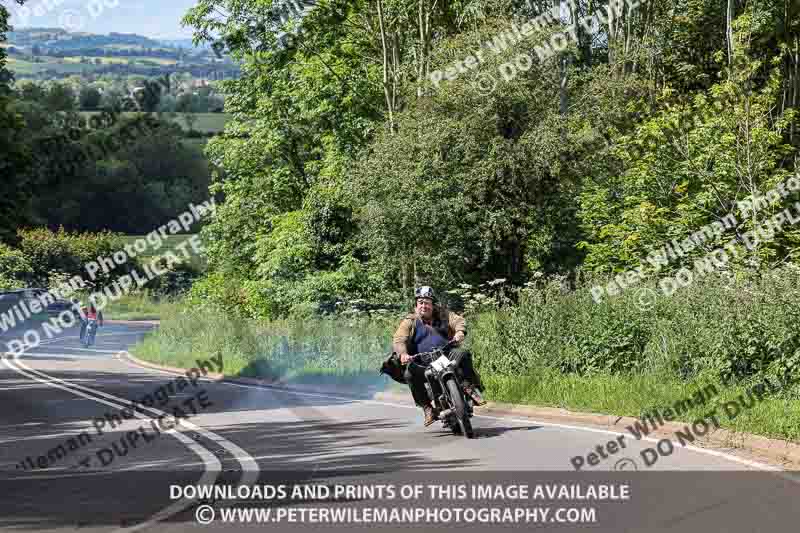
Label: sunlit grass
xmin=126 ymin=271 xmax=800 ymax=442
xmin=102 ymin=292 xmax=181 ymax=321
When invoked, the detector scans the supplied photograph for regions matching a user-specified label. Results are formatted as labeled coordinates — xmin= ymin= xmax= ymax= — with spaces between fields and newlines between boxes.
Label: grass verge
xmin=102 ymin=292 xmax=182 ymax=321
xmin=129 ymin=302 xmax=394 ymax=389
xmin=485 ymin=371 xmax=800 ymax=442
xmin=126 ymin=278 xmax=800 ymax=443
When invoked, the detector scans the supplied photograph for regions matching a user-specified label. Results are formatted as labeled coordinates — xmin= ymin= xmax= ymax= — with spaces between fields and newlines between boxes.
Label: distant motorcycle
xmin=81 ymin=319 xmax=98 ymax=347
xmin=410 ymin=341 xmax=475 ymax=438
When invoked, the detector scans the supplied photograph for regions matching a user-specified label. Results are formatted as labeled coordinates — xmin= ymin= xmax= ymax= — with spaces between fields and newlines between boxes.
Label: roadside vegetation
xmin=101 ymin=292 xmax=182 ymax=321
xmin=3 ymin=1 xmax=800 ymax=445
xmin=128 ymin=268 xmax=800 ymax=441
xmin=0 ymin=228 xmax=201 ymax=320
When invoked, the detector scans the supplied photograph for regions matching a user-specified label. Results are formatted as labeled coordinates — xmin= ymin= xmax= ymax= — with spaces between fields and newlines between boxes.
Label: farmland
xmin=80 ymin=111 xmax=230 ymax=133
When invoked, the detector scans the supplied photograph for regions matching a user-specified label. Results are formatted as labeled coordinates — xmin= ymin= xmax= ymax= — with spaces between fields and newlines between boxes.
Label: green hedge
xmin=17 ymin=227 xmax=133 ymax=287
xmin=0 ymin=242 xmax=33 ymax=287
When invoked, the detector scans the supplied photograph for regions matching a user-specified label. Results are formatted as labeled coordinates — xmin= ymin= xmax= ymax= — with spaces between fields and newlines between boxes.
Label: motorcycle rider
xmin=392 ymin=286 xmax=486 ymax=427
xmin=72 ymin=298 xmax=87 ymax=341
xmin=79 ymin=298 xmax=104 ymax=343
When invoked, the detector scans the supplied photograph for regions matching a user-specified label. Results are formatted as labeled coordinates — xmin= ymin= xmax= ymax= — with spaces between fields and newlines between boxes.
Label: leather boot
xmin=423 ymin=405 xmax=437 ymax=426
xmin=464 ymin=385 xmax=487 ymax=406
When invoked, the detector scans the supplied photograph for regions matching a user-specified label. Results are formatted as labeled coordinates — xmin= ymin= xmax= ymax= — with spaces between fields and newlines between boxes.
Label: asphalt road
xmin=1 ymin=321 xmax=798 ymax=532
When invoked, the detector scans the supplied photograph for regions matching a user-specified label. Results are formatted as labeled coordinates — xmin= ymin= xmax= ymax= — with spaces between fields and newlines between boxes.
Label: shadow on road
xmin=0 ymin=362 xmax=490 ymax=529
xmin=0 ymin=415 xmax=479 ymax=529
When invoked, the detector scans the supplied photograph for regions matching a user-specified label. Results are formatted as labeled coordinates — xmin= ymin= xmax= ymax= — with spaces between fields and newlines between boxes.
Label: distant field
xmin=6 ymin=58 xmax=53 ymax=74
xmin=120 ymin=234 xmax=207 ymax=271
xmin=7 ymin=57 xmax=104 ymax=74
xmin=81 ymin=111 xmax=230 ymax=133
xmin=173 ymin=113 xmax=229 ymax=133
xmin=104 ymin=44 xmax=176 ymax=53
xmin=137 ymin=57 xmax=179 ymax=66
xmin=61 ymin=56 xmax=130 ymax=65
xmin=182 ymin=138 xmax=209 ymax=151
xmin=10 ymin=54 xmax=179 ymax=73
xmin=60 ymin=56 xmax=178 ymax=66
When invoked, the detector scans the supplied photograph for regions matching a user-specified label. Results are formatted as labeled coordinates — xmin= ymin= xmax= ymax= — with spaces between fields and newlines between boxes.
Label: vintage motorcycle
xmin=409 ymin=341 xmax=475 ymax=438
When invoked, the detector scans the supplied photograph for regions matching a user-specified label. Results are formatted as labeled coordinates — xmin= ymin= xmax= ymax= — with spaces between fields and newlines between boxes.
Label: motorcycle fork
xmin=435 ymin=370 xmax=457 ymax=409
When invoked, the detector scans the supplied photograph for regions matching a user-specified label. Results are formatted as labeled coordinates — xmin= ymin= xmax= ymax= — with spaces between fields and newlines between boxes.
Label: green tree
xmin=0 ymin=0 xmax=34 ymax=244
xmin=178 ymin=0 xmax=800 ymax=316
xmin=79 ymin=86 xmax=102 ymax=110
xmin=45 ymin=82 xmax=77 ymax=112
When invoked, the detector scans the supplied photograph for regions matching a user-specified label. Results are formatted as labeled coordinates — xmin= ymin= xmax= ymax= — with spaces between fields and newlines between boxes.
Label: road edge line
xmin=118 ymin=350 xmax=800 ymax=473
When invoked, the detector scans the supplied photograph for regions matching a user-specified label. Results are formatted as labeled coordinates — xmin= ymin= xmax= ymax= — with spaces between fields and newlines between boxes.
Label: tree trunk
xmin=418 ymin=0 xmax=426 ymax=98
xmin=559 ymin=0 xmax=570 ymax=120
xmin=376 ymin=0 xmax=395 ymax=132
xmin=726 ymin=0 xmax=734 ymax=69
xmin=792 ymin=34 xmax=799 ymax=144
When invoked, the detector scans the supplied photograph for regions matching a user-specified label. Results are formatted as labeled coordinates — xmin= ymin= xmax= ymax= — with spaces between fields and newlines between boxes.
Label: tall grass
xmin=101 ymin=292 xmax=183 ymax=321
xmin=130 ymin=303 xmax=396 ymax=388
xmin=129 ymin=268 xmax=800 ymax=440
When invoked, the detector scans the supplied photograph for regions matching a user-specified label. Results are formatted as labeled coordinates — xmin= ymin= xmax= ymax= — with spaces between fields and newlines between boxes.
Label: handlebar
xmin=409 ymin=340 xmax=458 ymax=364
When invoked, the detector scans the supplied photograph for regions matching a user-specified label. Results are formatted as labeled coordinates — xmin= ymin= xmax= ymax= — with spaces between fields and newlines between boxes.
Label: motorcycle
xmin=81 ymin=319 xmax=98 ymax=347
xmin=409 ymin=341 xmax=475 ymax=438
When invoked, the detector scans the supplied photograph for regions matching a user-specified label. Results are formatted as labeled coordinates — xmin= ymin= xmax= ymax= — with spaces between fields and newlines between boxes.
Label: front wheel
xmin=445 ymin=378 xmax=474 ymax=439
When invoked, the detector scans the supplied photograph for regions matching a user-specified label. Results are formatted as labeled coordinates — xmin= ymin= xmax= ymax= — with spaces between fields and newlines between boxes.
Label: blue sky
xmin=6 ymin=0 xmax=200 ymax=39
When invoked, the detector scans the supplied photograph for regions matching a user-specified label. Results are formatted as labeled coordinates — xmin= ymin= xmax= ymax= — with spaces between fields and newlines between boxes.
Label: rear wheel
xmin=445 ymin=378 xmax=474 ymax=439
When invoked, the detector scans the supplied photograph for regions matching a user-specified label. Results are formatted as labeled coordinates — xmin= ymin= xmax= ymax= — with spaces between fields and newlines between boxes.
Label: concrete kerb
xmin=119 ymin=341 xmax=800 ymax=470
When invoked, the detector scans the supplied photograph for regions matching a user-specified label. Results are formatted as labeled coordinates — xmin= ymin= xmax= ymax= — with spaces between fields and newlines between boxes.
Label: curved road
xmin=1 ymin=321 xmax=798 ymax=532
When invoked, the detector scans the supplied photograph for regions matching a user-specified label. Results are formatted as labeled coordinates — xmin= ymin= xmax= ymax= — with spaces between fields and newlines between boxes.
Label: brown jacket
xmin=392 ymin=306 xmax=467 ymax=357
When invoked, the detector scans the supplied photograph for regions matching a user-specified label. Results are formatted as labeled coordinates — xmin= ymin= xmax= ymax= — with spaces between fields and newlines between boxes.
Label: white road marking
xmin=26 ymin=346 xmax=123 ymax=354
xmin=113 ymin=350 xmax=797 ymax=476
xmin=1 ymin=357 xmax=221 ymax=481
xmin=2 ymin=334 xmax=260 ymax=531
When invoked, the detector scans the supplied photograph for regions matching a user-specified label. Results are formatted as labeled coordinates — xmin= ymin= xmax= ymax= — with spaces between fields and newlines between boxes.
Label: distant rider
xmin=72 ymin=298 xmax=86 ymax=340
xmin=79 ymin=300 xmax=104 ymax=342
xmin=392 ymin=286 xmax=486 ymax=427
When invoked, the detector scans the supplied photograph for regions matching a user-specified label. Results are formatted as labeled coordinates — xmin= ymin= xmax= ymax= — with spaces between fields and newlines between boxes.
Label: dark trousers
xmin=403 ymin=348 xmax=482 ymax=408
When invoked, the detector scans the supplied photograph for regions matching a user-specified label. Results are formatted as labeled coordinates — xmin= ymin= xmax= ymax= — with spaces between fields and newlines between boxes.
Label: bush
xmin=470 ymin=267 xmax=800 ymax=393
xmin=188 ymin=271 xmax=251 ymax=317
xmin=0 ymin=274 xmax=20 ymax=291
xmin=17 ymin=227 xmax=134 ymax=286
xmin=144 ymin=258 xmax=202 ymax=297
xmin=190 ymin=252 xmax=395 ymax=321
xmin=0 ymin=242 xmax=33 ymax=283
